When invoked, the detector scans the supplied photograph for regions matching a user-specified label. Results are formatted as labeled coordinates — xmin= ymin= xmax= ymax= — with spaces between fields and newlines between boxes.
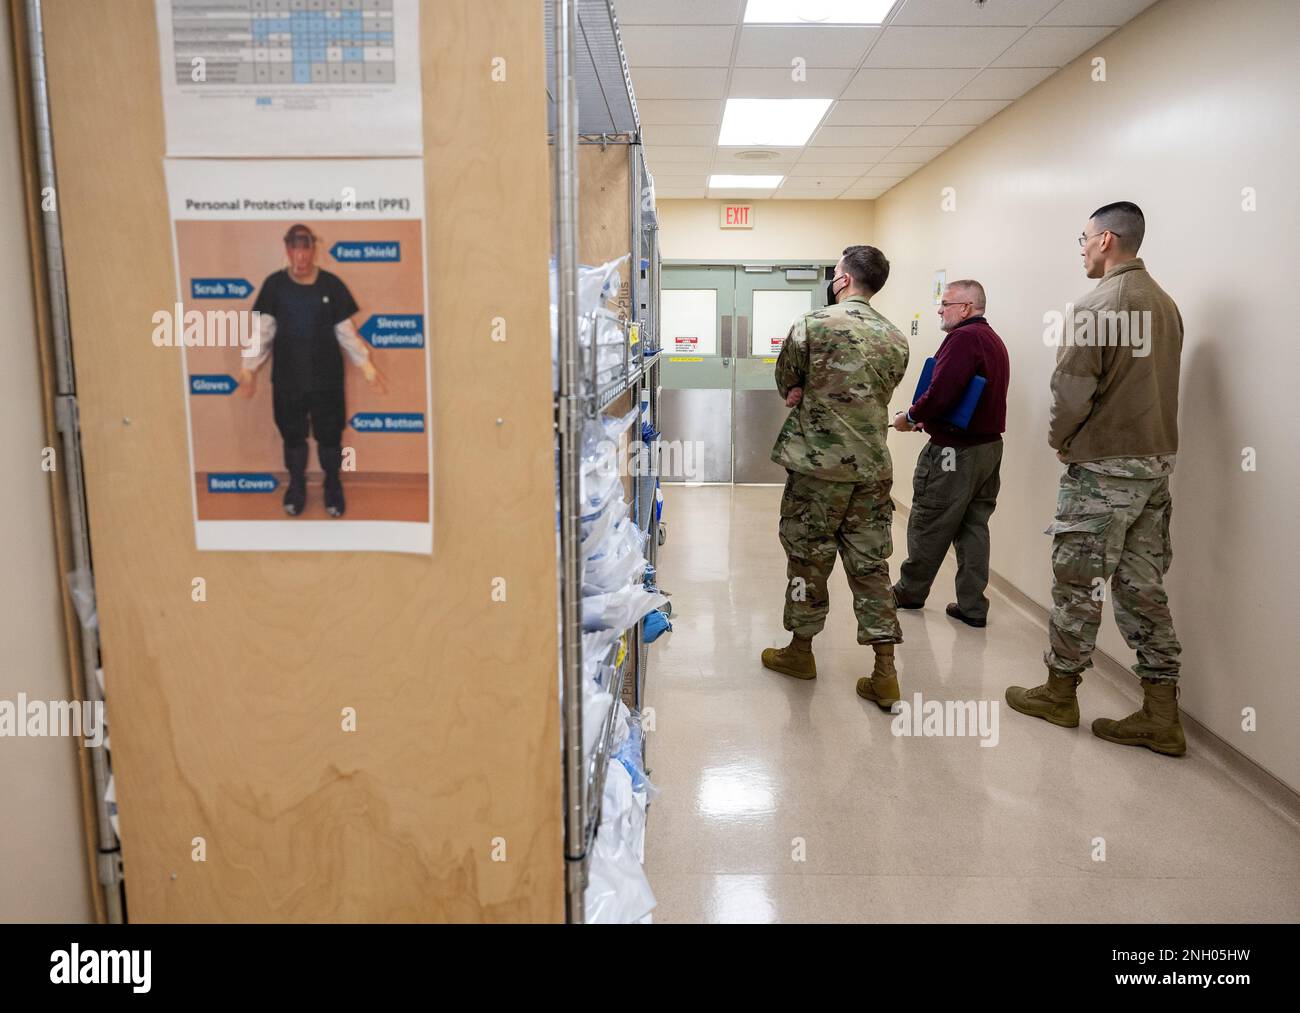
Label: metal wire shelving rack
xmin=549 ymin=0 xmax=664 ymax=924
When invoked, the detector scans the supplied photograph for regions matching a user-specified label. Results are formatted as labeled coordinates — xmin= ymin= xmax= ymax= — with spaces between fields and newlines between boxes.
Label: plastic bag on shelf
xmin=578 ymin=255 xmax=629 ymax=314
xmin=583 ymin=685 xmax=614 ymax=768
xmin=583 ymin=519 xmax=648 ymax=593
xmin=582 ymin=585 xmax=667 ymax=633
xmin=613 ymin=709 xmax=658 ymax=804
xmin=584 ymin=760 xmax=656 ymax=924
xmin=582 ymin=629 xmax=621 ymax=684
xmin=579 ymin=495 xmax=628 ymax=561
xmin=602 ymin=405 xmax=640 ymax=441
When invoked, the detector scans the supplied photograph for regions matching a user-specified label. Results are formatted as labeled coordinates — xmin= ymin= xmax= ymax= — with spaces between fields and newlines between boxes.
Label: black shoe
xmin=891 ymin=584 xmax=924 ymax=610
xmin=946 ymin=603 xmax=986 ymax=628
xmin=283 ymin=474 xmax=306 ymax=516
xmin=323 ymin=474 xmax=345 ymax=517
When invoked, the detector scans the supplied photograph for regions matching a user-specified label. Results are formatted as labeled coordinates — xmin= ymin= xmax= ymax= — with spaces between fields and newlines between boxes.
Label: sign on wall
xmin=720 ymin=204 xmax=753 ymax=229
xmin=163 ymin=158 xmax=433 ymax=554
xmin=155 ymin=0 xmax=423 ymax=157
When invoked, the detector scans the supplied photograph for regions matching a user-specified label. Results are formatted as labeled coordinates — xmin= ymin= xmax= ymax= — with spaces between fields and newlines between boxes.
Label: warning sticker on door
xmin=674 ymin=336 xmax=698 ymax=353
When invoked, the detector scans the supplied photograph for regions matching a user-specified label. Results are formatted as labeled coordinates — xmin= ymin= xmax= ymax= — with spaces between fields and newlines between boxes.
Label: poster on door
xmin=752 ymin=289 xmax=813 ymax=358
xmin=163 ymin=157 xmax=432 ymax=554
xmin=155 ymin=0 xmax=423 ymax=157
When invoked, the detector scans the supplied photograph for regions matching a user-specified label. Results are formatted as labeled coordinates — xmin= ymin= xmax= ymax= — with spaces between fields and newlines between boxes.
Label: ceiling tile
xmin=1039 ymin=0 xmax=1160 ymax=27
xmin=925 ymin=99 xmax=1010 ymax=124
xmin=650 ymin=173 xmax=710 ymax=187
xmin=840 ymin=185 xmax=893 ymax=198
xmin=826 ymin=99 xmax=945 ymax=126
xmin=786 ymin=163 xmax=870 ymax=177
xmin=708 ymin=187 xmax=784 ymax=200
xmin=619 ymin=26 xmax=738 ymax=68
xmin=636 ymin=99 xmax=725 ymax=125
xmin=654 ymin=187 xmax=709 ymax=198
xmin=872 ymin=161 xmax=930 ymax=174
xmin=791 ymin=146 xmax=894 ymax=162
xmin=904 ymin=122 xmax=975 ymax=145
xmin=735 ymin=25 xmax=879 ymax=68
xmin=855 ymin=174 xmax=910 ymax=184
xmin=713 ymin=145 xmax=804 ymax=165
xmin=643 ymin=144 xmax=716 ymax=163
xmin=727 ymin=67 xmax=854 ymax=98
xmin=780 ymin=176 xmax=857 ymax=188
xmin=890 ymin=0 xmax=1059 ymax=27
xmin=774 ymin=189 xmax=846 ymax=200
xmin=954 ymin=66 xmax=1054 ymax=100
xmin=841 ymin=67 xmax=978 ymax=99
xmin=613 ymin=0 xmax=744 ymax=25
xmin=642 ymin=124 xmax=720 ymax=146
xmin=627 ymin=67 xmax=729 ymax=99
xmin=865 ymin=26 xmax=1025 ymax=68
xmin=991 ymin=25 xmax=1113 ymax=68
xmin=809 ymin=125 xmax=913 ymax=146
xmin=880 ymin=146 xmax=946 ymax=162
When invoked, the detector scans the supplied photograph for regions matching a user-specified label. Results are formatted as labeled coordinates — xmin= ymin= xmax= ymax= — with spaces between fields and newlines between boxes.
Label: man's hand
xmin=237 ymin=369 xmax=256 ymax=399
xmin=892 ymin=411 xmax=917 ymax=433
xmin=1056 ymin=450 xmax=1067 ymax=464
xmin=784 ymin=386 xmax=803 ymax=408
xmin=362 ymin=360 xmax=389 ymax=394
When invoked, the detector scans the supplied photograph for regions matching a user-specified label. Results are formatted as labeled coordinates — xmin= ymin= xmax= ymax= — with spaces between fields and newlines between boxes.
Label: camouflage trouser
xmin=1045 ymin=465 xmax=1181 ymax=683
xmin=779 ymin=470 xmax=901 ymax=644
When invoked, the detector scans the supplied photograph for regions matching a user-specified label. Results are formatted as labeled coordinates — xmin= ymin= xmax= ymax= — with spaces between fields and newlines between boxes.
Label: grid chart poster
xmin=156 ymin=0 xmax=422 ymax=157
xmin=164 ymin=158 xmax=433 ymax=554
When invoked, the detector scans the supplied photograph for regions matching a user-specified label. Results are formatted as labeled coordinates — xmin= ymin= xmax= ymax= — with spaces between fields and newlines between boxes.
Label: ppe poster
xmin=163 ymin=158 xmax=432 ymax=554
xmin=155 ymin=0 xmax=422 ymax=157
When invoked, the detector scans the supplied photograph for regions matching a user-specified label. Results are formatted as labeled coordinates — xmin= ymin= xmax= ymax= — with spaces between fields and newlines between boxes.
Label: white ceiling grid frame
xmin=614 ymin=0 xmax=1161 ymax=199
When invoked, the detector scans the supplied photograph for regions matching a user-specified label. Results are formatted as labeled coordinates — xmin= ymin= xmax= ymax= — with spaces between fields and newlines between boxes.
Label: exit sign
xmin=721 ymin=204 xmax=753 ymax=229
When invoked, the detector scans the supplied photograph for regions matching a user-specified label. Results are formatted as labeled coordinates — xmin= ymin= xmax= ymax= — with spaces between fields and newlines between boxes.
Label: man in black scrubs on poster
xmin=239 ymin=224 xmax=386 ymax=518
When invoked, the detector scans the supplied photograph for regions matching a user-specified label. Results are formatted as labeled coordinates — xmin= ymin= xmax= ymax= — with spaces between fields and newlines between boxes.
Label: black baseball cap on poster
xmin=284 ymin=224 xmax=317 ymax=247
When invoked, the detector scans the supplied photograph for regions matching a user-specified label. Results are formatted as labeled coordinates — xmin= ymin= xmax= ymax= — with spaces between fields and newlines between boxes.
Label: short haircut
xmin=841 ymin=245 xmax=890 ymax=295
xmin=947 ymin=279 xmax=986 ymax=312
xmin=1089 ymin=201 xmax=1145 ymax=253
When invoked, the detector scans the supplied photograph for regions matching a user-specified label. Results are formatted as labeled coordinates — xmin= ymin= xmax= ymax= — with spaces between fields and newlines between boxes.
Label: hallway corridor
xmin=643 ymin=485 xmax=1300 ymax=923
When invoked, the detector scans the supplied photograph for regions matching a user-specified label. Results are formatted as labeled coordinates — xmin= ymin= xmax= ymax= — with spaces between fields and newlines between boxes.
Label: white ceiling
xmin=615 ymin=0 xmax=1160 ymax=200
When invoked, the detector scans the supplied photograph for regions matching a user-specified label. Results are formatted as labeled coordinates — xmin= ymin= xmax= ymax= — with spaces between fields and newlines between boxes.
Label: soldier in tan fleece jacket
xmin=1006 ymin=201 xmax=1188 ymax=757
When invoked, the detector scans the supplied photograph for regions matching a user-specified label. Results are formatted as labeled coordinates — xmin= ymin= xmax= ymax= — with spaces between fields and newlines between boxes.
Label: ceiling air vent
xmin=734 ymin=149 xmax=782 ymax=161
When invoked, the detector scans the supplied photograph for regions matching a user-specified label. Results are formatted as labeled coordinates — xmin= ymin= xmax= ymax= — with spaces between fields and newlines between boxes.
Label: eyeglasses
xmin=1078 ymin=229 xmax=1121 ymax=247
xmin=939 ymin=300 xmax=972 ymax=308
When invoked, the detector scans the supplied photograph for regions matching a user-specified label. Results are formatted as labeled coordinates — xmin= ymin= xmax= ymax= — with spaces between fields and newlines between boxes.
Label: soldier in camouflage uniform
xmin=760 ymin=245 xmax=910 ymax=709
xmin=1006 ymin=202 xmax=1187 ymax=756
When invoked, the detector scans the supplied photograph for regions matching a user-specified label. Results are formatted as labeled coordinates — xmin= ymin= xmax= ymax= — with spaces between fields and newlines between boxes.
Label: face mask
xmin=826 ymin=275 xmax=846 ymax=304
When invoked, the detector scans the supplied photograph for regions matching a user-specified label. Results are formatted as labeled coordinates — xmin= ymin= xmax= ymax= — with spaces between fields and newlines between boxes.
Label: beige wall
xmin=0 ymin=8 xmax=94 ymax=921
xmin=871 ymin=0 xmax=1300 ymax=789
xmin=658 ymin=198 xmax=874 ymax=262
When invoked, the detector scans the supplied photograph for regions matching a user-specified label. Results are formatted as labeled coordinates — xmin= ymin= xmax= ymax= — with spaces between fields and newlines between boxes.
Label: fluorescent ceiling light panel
xmin=709 ymin=174 xmax=784 ymax=188
xmin=743 ymin=0 xmax=896 ymax=25
xmin=719 ymin=99 xmax=832 ymax=146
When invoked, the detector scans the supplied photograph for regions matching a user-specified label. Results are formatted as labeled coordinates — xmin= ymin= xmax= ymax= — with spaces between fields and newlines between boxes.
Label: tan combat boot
xmin=1092 ymin=678 xmax=1187 ymax=757
xmin=761 ymin=634 xmax=817 ymax=680
xmin=856 ymin=643 xmax=900 ymax=709
xmin=1005 ymin=670 xmax=1081 ymax=728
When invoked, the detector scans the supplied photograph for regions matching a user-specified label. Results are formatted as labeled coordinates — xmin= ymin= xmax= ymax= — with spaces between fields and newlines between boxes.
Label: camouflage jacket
xmin=771 ymin=295 xmax=909 ymax=483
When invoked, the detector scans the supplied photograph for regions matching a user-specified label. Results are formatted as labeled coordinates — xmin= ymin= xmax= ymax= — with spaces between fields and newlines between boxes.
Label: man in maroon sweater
xmin=890 ymin=279 xmax=1010 ymax=627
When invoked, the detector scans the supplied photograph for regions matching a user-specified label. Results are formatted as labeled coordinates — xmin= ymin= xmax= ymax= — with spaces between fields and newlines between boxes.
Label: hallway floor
xmin=642 ymin=485 xmax=1300 ymax=923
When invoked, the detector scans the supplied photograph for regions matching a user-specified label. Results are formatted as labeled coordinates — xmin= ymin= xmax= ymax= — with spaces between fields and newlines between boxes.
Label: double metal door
xmin=658 ymin=264 xmax=827 ymax=483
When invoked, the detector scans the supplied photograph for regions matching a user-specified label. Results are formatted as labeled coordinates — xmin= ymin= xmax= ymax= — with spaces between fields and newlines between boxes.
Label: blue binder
xmin=911 ymin=357 xmax=986 ymax=430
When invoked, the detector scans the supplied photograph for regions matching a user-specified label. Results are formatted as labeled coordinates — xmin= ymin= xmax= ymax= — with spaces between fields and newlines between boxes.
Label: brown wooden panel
xmin=41 ymin=0 xmax=562 ymax=922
